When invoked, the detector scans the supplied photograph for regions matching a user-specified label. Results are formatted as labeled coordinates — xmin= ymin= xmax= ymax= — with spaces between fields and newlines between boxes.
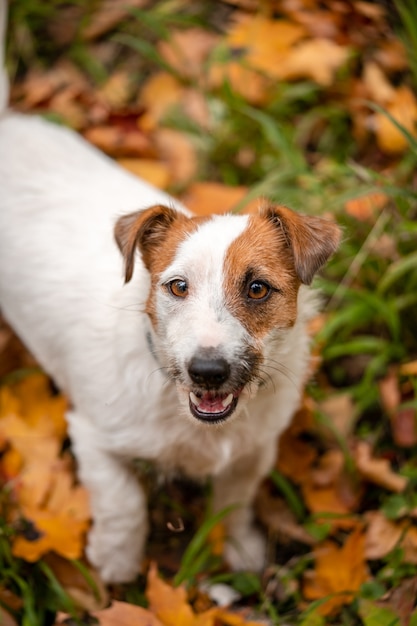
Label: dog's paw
xmin=224 ymin=526 xmax=266 ymax=572
xmin=87 ymin=522 xmax=145 ymax=584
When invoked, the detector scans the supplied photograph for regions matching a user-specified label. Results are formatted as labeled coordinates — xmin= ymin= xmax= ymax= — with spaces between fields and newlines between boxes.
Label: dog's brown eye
xmin=247 ymin=281 xmax=270 ymax=301
xmin=168 ymin=279 xmax=188 ymax=298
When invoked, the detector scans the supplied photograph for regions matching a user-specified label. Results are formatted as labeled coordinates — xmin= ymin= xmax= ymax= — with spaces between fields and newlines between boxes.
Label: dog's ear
xmin=114 ymin=205 xmax=183 ymax=282
xmin=261 ymin=205 xmax=341 ymax=285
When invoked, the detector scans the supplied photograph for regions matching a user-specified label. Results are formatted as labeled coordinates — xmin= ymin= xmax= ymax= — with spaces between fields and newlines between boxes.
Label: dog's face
xmin=115 ymin=205 xmax=340 ymax=425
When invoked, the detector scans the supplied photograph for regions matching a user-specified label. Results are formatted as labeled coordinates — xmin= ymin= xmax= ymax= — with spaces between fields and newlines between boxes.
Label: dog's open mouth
xmin=189 ymin=390 xmax=240 ymax=423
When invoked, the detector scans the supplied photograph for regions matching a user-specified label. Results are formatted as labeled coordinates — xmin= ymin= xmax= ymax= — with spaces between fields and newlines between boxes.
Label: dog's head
xmin=115 ymin=204 xmax=340 ymax=425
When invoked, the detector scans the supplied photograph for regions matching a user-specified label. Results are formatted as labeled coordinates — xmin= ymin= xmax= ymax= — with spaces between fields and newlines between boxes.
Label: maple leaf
xmin=303 ymin=526 xmax=369 ymax=616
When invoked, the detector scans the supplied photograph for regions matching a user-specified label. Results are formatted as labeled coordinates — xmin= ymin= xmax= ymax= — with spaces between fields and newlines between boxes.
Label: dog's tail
xmin=0 ymin=0 xmax=9 ymax=114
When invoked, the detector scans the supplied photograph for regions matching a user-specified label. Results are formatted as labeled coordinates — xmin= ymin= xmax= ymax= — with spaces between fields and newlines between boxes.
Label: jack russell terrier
xmin=0 ymin=1 xmax=340 ymax=583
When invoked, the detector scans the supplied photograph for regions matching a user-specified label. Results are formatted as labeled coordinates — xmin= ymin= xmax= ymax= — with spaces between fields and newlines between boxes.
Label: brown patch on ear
xmin=261 ymin=205 xmax=341 ymax=285
xmin=114 ymin=205 xmax=186 ymax=282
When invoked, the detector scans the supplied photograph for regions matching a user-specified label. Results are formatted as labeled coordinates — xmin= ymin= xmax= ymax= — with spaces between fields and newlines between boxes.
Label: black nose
xmin=188 ymin=356 xmax=230 ymax=387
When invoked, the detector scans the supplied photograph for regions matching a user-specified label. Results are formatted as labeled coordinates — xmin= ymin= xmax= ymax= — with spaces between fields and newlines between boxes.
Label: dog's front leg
xmin=67 ymin=411 xmax=148 ymax=583
xmin=212 ymin=442 xmax=276 ymax=572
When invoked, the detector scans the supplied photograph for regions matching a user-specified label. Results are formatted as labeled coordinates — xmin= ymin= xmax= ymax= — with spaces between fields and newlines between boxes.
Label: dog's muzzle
xmin=186 ymin=352 xmax=247 ymax=423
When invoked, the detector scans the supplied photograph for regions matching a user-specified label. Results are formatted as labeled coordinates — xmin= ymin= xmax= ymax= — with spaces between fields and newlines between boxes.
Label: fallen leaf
xmin=97 ymin=71 xmax=133 ymax=109
xmin=256 ymin=485 xmax=316 ymax=546
xmin=82 ymin=0 xmax=148 ymax=40
xmin=45 ymin=553 xmax=108 ymax=612
xmin=355 ymin=441 xmax=408 ymax=492
xmin=154 ymin=128 xmax=198 ymax=186
xmin=92 ymin=600 xmax=163 ymax=626
xmin=301 ymin=450 xmax=360 ymax=528
xmin=318 ymin=392 xmax=355 ymax=440
xmin=118 ymin=158 xmax=171 ymax=188
xmin=344 ymin=191 xmax=388 ymax=221
xmin=84 ymin=123 xmax=152 ymax=158
xmin=181 ymin=182 xmax=260 ymax=216
xmin=375 ymin=86 xmax=417 ymax=154
xmin=303 ymin=526 xmax=369 ymax=616
xmin=158 ymin=28 xmax=219 ymax=80
xmin=138 ymin=72 xmax=185 ymax=132
xmin=277 ymin=38 xmax=350 ymax=86
xmin=363 ymin=62 xmax=395 ymax=105
xmin=365 ymin=510 xmax=417 ymax=564
xmin=146 ymin=562 xmax=208 ymax=626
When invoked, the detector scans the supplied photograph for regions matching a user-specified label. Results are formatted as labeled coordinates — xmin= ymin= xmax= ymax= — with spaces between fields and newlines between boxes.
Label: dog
xmin=0 ymin=1 xmax=340 ymax=583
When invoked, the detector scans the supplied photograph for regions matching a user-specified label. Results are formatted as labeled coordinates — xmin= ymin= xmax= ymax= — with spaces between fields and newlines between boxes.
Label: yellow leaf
xmin=277 ymin=39 xmax=349 ymax=86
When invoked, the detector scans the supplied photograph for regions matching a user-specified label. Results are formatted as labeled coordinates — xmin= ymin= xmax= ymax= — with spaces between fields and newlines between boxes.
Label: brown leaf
xmin=365 ymin=511 xmax=417 ymax=563
xmin=318 ymin=392 xmax=355 ymax=440
xmin=355 ymin=441 xmax=408 ymax=492
xmin=92 ymin=600 xmax=163 ymax=626
xmin=82 ymin=0 xmax=149 ymax=41
xmin=44 ymin=553 xmax=108 ymax=612
xmin=303 ymin=526 xmax=369 ymax=616
xmin=84 ymin=124 xmax=152 ymax=158
xmin=301 ymin=449 xmax=360 ymax=527
xmin=256 ymin=485 xmax=316 ymax=546
xmin=158 ymin=29 xmax=219 ymax=80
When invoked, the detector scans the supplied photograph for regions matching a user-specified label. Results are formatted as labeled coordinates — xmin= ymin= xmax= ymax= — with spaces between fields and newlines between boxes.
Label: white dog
xmin=0 ymin=1 xmax=340 ymax=583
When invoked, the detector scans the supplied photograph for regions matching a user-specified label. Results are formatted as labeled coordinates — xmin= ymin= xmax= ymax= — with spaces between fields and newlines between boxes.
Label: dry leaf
xmin=146 ymin=563 xmax=217 ymax=626
xmin=158 ymin=29 xmax=219 ymax=80
xmin=118 ymin=158 xmax=171 ymax=189
xmin=45 ymin=553 xmax=108 ymax=612
xmin=84 ymin=124 xmax=152 ymax=158
xmin=344 ymin=191 xmax=388 ymax=221
xmin=138 ymin=72 xmax=184 ymax=132
xmin=97 ymin=71 xmax=133 ymax=109
xmin=375 ymin=86 xmax=417 ymax=154
xmin=208 ymin=62 xmax=270 ymax=106
xmin=365 ymin=511 xmax=417 ymax=563
xmin=355 ymin=441 xmax=408 ymax=492
xmin=181 ymin=182 xmax=260 ymax=216
xmin=301 ymin=449 xmax=359 ymax=528
xmin=319 ymin=393 xmax=355 ymax=440
xmin=363 ymin=62 xmax=395 ymax=105
xmin=92 ymin=600 xmax=163 ymax=626
xmin=154 ymin=128 xmax=198 ymax=186
xmin=277 ymin=39 xmax=349 ymax=86
xmin=303 ymin=526 xmax=369 ymax=616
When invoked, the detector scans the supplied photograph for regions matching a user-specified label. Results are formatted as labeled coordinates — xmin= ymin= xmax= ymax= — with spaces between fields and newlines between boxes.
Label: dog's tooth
xmin=222 ymin=393 xmax=234 ymax=409
xmin=190 ymin=392 xmax=201 ymax=407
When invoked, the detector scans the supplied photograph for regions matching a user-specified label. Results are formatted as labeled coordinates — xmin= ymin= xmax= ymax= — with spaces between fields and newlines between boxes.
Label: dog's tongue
xmin=191 ymin=391 xmax=233 ymax=414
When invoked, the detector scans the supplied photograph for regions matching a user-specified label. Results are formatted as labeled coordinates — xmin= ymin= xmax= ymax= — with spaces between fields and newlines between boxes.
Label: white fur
xmin=0 ymin=5 xmax=317 ymax=582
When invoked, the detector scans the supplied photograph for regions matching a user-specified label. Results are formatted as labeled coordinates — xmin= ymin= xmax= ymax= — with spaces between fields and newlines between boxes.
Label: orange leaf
xmin=303 ymin=526 xmax=369 ymax=616
xmin=181 ymin=182 xmax=260 ymax=217
xmin=344 ymin=191 xmax=388 ymax=222
xmin=117 ymin=158 xmax=171 ymax=189
xmin=375 ymin=86 xmax=417 ymax=154
xmin=12 ymin=509 xmax=89 ymax=561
